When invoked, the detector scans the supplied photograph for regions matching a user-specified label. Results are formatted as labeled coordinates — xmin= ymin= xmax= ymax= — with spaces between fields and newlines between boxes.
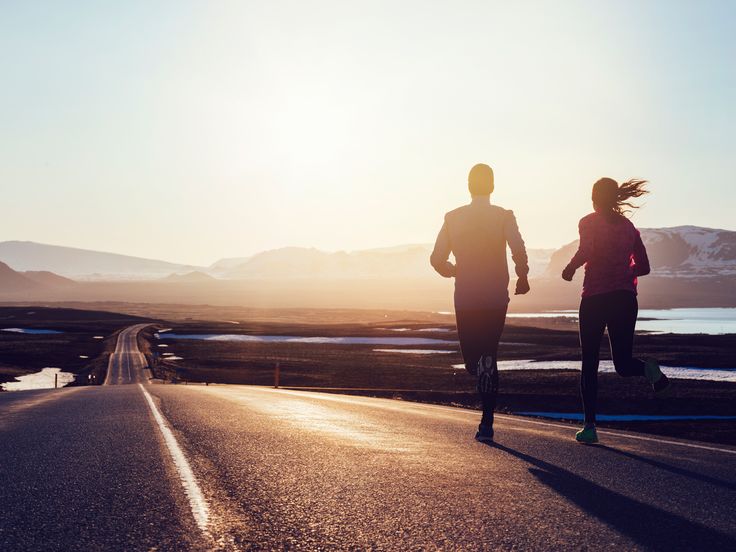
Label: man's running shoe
xmin=477 ymin=355 xmax=497 ymax=394
xmin=644 ymin=358 xmax=671 ymax=395
xmin=475 ymin=424 xmax=494 ymax=443
xmin=575 ymin=426 xmax=599 ymax=444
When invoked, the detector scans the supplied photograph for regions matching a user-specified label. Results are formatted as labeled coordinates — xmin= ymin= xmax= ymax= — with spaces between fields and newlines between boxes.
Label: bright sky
xmin=1 ymin=1 xmax=734 ymax=266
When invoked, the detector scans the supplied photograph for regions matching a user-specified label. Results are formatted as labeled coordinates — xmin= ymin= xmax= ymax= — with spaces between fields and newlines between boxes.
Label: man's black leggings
xmin=455 ymin=307 xmax=508 ymax=422
xmin=579 ymin=290 xmax=645 ymax=425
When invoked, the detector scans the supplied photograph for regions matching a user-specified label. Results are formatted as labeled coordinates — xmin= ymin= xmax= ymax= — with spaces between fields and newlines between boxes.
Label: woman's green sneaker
xmin=644 ymin=358 xmax=671 ymax=395
xmin=575 ymin=426 xmax=599 ymax=444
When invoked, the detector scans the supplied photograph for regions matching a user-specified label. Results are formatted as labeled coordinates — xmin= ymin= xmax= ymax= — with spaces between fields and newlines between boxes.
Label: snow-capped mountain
xmin=546 ymin=226 xmax=736 ymax=277
xmin=643 ymin=226 xmax=736 ymax=277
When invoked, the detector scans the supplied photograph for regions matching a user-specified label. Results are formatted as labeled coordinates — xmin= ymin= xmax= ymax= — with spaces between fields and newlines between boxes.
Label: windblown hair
xmin=592 ymin=177 xmax=648 ymax=217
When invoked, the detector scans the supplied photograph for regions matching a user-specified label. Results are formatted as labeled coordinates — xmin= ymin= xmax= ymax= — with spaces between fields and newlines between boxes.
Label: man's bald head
xmin=468 ymin=164 xmax=494 ymax=195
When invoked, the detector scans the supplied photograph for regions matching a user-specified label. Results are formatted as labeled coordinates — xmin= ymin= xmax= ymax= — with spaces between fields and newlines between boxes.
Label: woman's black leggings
xmin=579 ymin=290 xmax=645 ymax=424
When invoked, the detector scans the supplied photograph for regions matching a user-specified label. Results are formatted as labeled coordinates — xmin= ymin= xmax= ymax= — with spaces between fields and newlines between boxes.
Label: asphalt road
xmin=103 ymin=323 xmax=151 ymax=385
xmin=0 ymin=325 xmax=734 ymax=551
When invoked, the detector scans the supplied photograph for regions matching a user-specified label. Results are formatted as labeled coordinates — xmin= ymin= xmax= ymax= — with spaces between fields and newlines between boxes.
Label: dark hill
xmin=0 ymin=261 xmax=40 ymax=293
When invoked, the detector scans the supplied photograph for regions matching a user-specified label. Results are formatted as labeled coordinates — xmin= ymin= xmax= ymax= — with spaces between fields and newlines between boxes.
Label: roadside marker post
xmin=54 ymin=373 xmax=58 ymax=389
xmin=274 ymin=362 xmax=280 ymax=389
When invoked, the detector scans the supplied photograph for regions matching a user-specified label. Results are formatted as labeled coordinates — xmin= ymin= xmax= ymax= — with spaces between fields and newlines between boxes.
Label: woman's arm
xmin=632 ymin=232 xmax=650 ymax=276
xmin=562 ymin=218 xmax=592 ymax=280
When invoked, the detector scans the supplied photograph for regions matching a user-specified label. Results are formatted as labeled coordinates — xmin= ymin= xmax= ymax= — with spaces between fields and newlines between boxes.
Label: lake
xmin=451 ymin=360 xmax=736 ymax=383
xmin=1 ymin=328 xmax=63 ymax=335
xmin=509 ymin=308 xmax=736 ymax=335
xmin=158 ymin=333 xmax=457 ymax=346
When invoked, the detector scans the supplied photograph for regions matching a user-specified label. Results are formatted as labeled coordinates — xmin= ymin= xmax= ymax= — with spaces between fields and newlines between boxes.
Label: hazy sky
xmin=1 ymin=1 xmax=734 ymax=265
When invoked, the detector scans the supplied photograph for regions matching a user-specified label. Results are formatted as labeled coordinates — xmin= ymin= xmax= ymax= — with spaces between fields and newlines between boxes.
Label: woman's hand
xmin=561 ymin=264 xmax=576 ymax=282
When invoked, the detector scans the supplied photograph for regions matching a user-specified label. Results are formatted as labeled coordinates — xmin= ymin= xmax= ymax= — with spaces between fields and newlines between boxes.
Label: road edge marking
xmin=223 ymin=386 xmax=736 ymax=456
xmin=412 ymin=401 xmax=736 ymax=456
xmin=139 ymin=383 xmax=210 ymax=532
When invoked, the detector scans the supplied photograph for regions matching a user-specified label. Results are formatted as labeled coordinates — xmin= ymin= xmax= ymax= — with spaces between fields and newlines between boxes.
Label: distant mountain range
xmin=1 ymin=226 xmax=735 ymax=309
xmin=0 ymin=261 xmax=76 ymax=293
xmin=211 ymin=245 xmax=556 ymax=280
xmin=202 ymin=226 xmax=736 ymax=281
xmin=0 ymin=262 xmax=39 ymax=293
xmin=161 ymin=271 xmax=217 ymax=283
xmin=3 ymin=226 xmax=735 ymax=283
xmin=220 ymin=245 xmax=433 ymax=280
xmin=0 ymin=241 xmax=201 ymax=280
xmin=0 ymin=240 xmax=554 ymax=281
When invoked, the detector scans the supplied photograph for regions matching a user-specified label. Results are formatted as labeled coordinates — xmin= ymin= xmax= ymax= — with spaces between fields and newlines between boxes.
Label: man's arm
xmin=504 ymin=210 xmax=530 ymax=294
xmin=430 ymin=218 xmax=456 ymax=278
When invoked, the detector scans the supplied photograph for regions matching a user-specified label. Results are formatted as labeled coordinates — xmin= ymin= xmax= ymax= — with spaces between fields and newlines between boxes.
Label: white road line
xmin=104 ymin=355 xmax=112 ymax=385
xmin=236 ymin=387 xmax=736 ymax=456
xmin=585 ymin=426 xmax=736 ymax=455
xmin=450 ymin=407 xmax=736 ymax=456
xmin=401 ymin=401 xmax=736 ymax=456
xmin=139 ymin=384 xmax=210 ymax=532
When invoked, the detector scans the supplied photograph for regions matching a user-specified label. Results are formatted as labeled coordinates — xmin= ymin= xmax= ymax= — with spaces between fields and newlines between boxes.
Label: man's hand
xmin=515 ymin=276 xmax=530 ymax=295
xmin=561 ymin=264 xmax=575 ymax=282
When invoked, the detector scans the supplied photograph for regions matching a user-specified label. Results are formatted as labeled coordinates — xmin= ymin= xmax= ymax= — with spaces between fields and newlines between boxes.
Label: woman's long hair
xmin=592 ymin=177 xmax=648 ymax=217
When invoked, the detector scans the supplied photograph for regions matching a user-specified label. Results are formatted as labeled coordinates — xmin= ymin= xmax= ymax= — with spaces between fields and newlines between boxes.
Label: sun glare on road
xmin=205 ymin=387 xmax=424 ymax=454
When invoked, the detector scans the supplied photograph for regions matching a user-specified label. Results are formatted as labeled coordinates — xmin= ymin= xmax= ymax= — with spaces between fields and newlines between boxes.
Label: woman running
xmin=562 ymin=177 xmax=670 ymax=444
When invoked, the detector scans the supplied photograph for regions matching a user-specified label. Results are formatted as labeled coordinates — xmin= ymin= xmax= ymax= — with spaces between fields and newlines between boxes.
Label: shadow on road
xmin=598 ymin=444 xmax=736 ymax=492
xmin=490 ymin=442 xmax=736 ymax=551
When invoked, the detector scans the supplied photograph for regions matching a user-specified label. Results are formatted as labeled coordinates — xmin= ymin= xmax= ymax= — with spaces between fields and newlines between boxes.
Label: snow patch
xmin=2 ymin=368 xmax=75 ymax=391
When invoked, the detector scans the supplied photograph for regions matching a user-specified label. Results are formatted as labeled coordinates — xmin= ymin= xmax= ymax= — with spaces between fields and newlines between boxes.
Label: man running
xmin=430 ymin=163 xmax=530 ymax=443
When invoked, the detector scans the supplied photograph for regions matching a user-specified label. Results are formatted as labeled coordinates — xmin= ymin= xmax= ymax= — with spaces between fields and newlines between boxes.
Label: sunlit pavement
xmin=0 ymin=326 xmax=734 ymax=550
